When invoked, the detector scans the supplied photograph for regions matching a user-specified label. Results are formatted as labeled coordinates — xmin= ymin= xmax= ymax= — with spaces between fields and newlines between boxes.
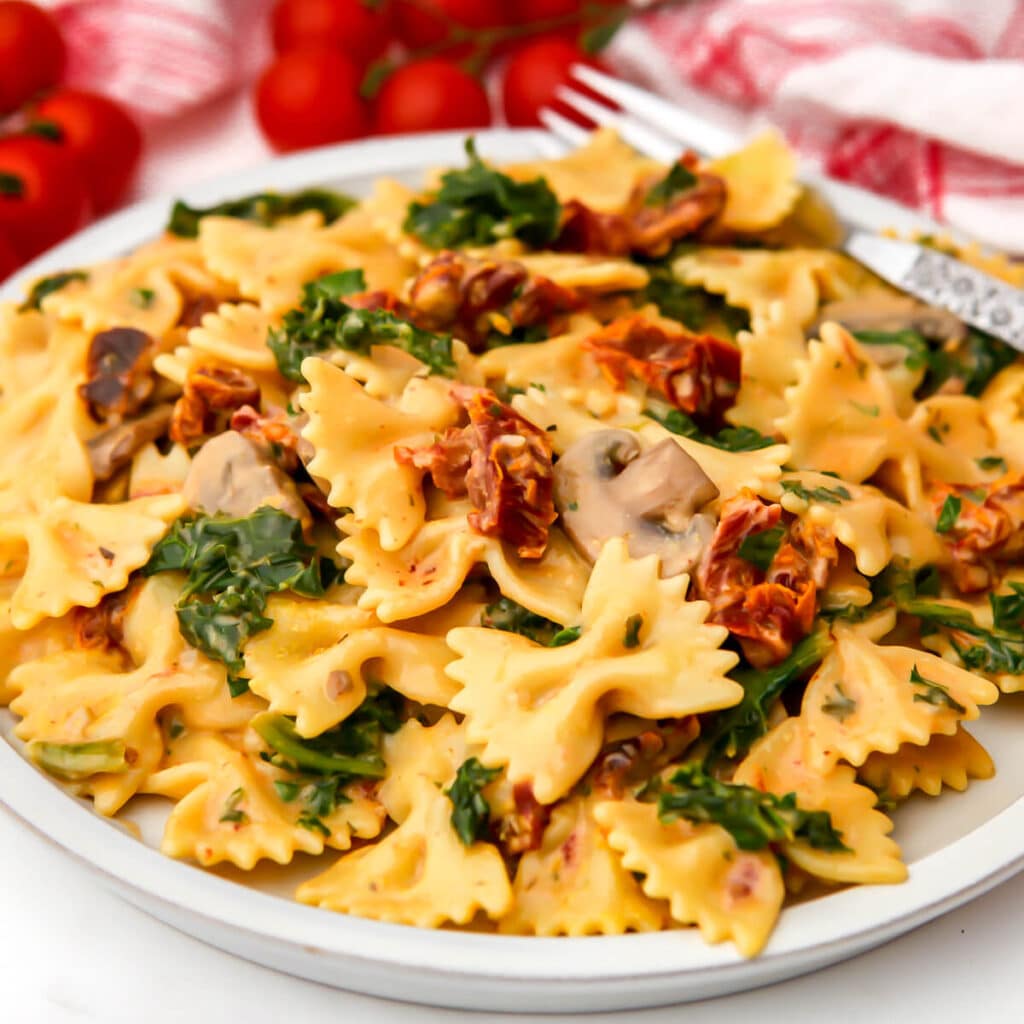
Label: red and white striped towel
xmin=42 ymin=0 xmax=1024 ymax=252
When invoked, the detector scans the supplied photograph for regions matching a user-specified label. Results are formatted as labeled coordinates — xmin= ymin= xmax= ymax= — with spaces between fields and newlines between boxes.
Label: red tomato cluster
xmin=257 ymin=0 xmax=623 ymax=152
xmin=0 ymin=1 xmax=143 ymax=280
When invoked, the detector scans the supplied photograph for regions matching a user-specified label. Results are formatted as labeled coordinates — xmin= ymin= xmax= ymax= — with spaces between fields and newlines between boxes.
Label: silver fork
xmin=540 ymin=65 xmax=1024 ymax=352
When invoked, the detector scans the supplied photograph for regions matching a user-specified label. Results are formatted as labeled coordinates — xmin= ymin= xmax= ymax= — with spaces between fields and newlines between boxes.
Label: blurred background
xmin=0 ymin=0 xmax=1021 ymax=282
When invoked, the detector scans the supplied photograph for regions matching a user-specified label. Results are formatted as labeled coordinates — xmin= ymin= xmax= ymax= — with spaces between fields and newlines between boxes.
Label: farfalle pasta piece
xmin=198 ymin=213 xmax=372 ymax=316
xmin=779 ymin=324 xmax=979 ymax=508
xmin=0 ymin=493 xmax=185 ymax=629
xmin=982 ymin=364 xmax=1024 ymax=473
xmin=298 ymin=716 xmax=512 ymax=926
xmin=859 ymin=727 xmax=994 ymax=800
xmin=0 ymin=309 xmax=91 ymax=401
xmin=301 ymin=358 xmax=460 ymax=550
xmin=673 ymin=247 xmax=852 ymax=324
xmin=243 ymin=595 xmax=457 ymax=737
xmin=513 ymin=387 xmax=789 ymax=504
xmin=185 ymin=301 xmax=278 ymax=374
xmin=594 ymin=799 xmax=783 ymax=957
xmin=8 ymin=575 xmax=222 ymax=813
xmin=500 ymin=796 xmax=667 ymax=936
xmin=705 ymin=131 xmax=800 ymax=233
xmin=446 ymin=538 xmax=740 ymax=803
xmin=515 ymin=253 xmax=649 ymax=292
xmin=505 ymin=128 xmax=661 ymax=212
xmin=0 ymin=578 xmax=73 ymax=706
xmin=734 ymin=717 xmax=907 ymax=885
xmin=799 ymin=625 xmax=999 ymax=772
xmin=144 ymin=731 xmax=385 ymax=868
xmin=340 ymin=507 xmax=588 ymax=625
xmin=727 ymin=307 xmax=807 ymax=435
xmin=778 ymin=471 xmax=944 ymax=577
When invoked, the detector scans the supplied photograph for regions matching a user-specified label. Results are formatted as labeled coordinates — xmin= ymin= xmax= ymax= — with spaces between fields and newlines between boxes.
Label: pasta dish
xmin=2 ymin=130 xmax=1023 ymax=956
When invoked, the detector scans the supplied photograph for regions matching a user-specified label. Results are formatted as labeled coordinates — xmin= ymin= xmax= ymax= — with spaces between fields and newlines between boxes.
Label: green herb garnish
xmin=404 ymin=138 xmax=561 ymax=250
xmin=445 ymin=757 xmax=501 ymax=845
xmin=737 ymin=525 xmax=785 ymax=572
xmin=623 ymin=614 xmax=643 ymax=648
xmin=27 ymin=739 xmax=129 ymax=780
xmin=143 ymin=507 xmax=337 ymax=695
xmin=645 ymin=162 xmax=698 ymax=206
xmin=19 ymin=270 xmax=87 ymax=311
xmin=645 ymin=406 xmax=774 ymax=452
xmin=976 ymin=456 xmax=1008 ymax=473
xmin=909 ymin=665 xmax=966 ymax=714
xmin=219 ymin=787 xmax=248 ymax=824
xmin=267 ymin=269 xmax=454 ymax=381
xmin=851 ymin=328 xmax=930 ymax=371
xmin=936 ymin=494 xmax=961 ymax=533
xmin=481 ymin=597 xmax=564 ymax=646
xmin=780 ymin=479 xmax=851 ymax=504
xmin=820 ymin=682 xmax=857 ymax=721
xmin=702 ymin=629 xmax=833 ymax=766
xmin=129 ymin=286 xmax=156 ymax=309
xmin=549 ymin=625 xmax=581 ymax=647
xmin=167 ymin=188 xmax=356 ymax=238
xmin=657 ymin=764 xmax=848 ymax=852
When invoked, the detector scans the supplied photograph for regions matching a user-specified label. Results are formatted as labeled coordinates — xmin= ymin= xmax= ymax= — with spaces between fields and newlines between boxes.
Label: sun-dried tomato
xmin=73 ymin=588 xmax=132 ymax=651
xmin=697 ymin=490 xmax=837 ymax=666
xmin=177 ymin=293 xmax=221 ymax=329
xmin=583 ymin=315 xmax=740 ymax=425
xmin=345 ymin=289 xmax=418 ymax=320
xmin=553 ymin=169 xmax=726 ymax=259
xmin=931 ymin=476 xmax=1024 ymax=592
xmin=495 ymin=781 xmax=550 ymax=856
xmin=79 ymin=327 xmax=155 ymax=422
xmin=395 ymin=385 xmax=556 ymax=558
xmin=230 ymin=404 xmax=311 ymax=474
xmin=407 ymin=251 xmax=580 ymax=351
xmin=169 ymin=365 xmax=261 ymax=446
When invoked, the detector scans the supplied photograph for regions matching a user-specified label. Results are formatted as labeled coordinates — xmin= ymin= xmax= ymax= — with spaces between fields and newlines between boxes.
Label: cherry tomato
xmin=375 ymin=59 xmax=491 ymax=135
xmin=0 ymin=2 xmax=65 ymax=115
xmin=255 ymin=48 xmax=370 ymax=152
xmin=0 ymin=136 xmax=88 ymax=259
xmin=271 ymin=0 xmax=392 ymax=66
xmin=0 ymin=233 xmax=20 ymax=283
xmin=30 ymin=90 xmax=143 ymax=214
xmin=501 ymin=36 xmax=605 ymax=128
xmin=394 ymin=0 xmax=510 ymax=59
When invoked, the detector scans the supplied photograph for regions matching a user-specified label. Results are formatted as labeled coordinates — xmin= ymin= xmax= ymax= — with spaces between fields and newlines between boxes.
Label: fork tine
xmin=569 ymin=64 xmax=742 ymax=158
xmin=553 ymin=86 xmax=680 ymax=163
xmin=538 ymin=108 xmax=591 ymax=149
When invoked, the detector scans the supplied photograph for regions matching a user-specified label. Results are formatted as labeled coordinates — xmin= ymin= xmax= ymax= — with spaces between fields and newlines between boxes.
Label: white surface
xmin=2 ymin=806 xmax=1023 ymax=1024
xmin=3 ymin=117 xmax=1024 ymax=1019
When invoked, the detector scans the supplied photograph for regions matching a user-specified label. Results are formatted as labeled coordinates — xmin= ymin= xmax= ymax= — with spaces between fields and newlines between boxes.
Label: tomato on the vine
xmin=30 ymin=90 xmax=143 ymax=214
xmin=374 ymin=59 xmax=491 ymax=135
xmin=394 ymin=0 xmax=510 ymax=58
xmin=271 ymin=0 xmax=392 ymax=66
xmin=0 ymin=233 xmax=20 ymax=283
xmin=0 ymin=2 xmax=65 ymax=115
xmin=501 ymin=36 xmax=605 ymax=128
xmin=0 ymin=136 xmax=88 ymax=259
xmin=255 ymin=48 xmax=370 ymax=152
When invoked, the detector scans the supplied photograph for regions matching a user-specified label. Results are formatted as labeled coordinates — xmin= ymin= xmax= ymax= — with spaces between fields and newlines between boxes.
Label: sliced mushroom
xmin=553 ymin=429 xmax=719 ymax=577
xmin=86 ymin=403 xmax=174 ymax=482
xmin=811 ymin=294 xmax=966 ymax=341
xmin=182 ymin=430 xmax=310 ymax=527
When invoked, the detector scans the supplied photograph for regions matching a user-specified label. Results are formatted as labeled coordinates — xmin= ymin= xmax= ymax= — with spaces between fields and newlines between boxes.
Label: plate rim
xmin=0 ymin=126 xmax=1019 ymax=993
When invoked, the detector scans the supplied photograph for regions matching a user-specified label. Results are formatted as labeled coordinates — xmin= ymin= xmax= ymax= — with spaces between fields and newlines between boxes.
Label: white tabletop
xmin=2 ymin=804 xmax=1022 ymax=1024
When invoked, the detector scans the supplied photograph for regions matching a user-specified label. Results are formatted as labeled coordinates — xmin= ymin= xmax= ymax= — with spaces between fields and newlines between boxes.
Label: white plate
xmin=2 ymin=129 xmax=1023 ymax=1013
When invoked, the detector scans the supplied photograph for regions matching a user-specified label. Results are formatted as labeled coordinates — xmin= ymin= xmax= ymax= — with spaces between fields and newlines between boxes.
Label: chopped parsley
xmin=976 ymin=456 xmax=1008 ymax=473
xmin=850 ymin=401 xmax=880 ymax=417
xmin=404 ymin=138 xmax=561 ymax=250
xmin=481 ymin=597 xmax=570 ymax=647
xmin=19 ymin=270 xmax=87 ymax=311
xmin=445 ymin=757 xmax=501 ymax=845
xmin=129 ymin=286 xmax=156 ymax=309
xmin=645 ymin=162 xmax=698 ymax=206
xmin=143 ymin=507 xmax=340 ymax=695
xmin=623 ymin=614 xmax=643 ymax=648
xmin=219 ymin=787 xmax=248 ymax=824
xmin=820 ymin=682 xmax=857 ymax=721
xmin=267 ymin=269 xmax=454 ymax=381
xmin=990 ymin=582 xmax=1024 ymax=632
xmin=852 ymin=328 xmax=930 ymax=371
xmin=167 ymin=188 xmax=356 ymax=237
xmin=737 ymin=525 xmax=785 ymax=572
xmin=780 ymin=479 xmax=851 ymax=505
xmin=549 ymin=625 xmax=581 ymax=647
xmin=634 ymin=265 xmax=751 ymax=336
xmin=935 ymin=494 xmax=961 ymax=533
xmin=909 ymin=665 xmax=966 ymax=714
xmin=657 ymin=764 xmax=848 ymax=852
xmin=645 ymin=406 xmax=773 ymax=452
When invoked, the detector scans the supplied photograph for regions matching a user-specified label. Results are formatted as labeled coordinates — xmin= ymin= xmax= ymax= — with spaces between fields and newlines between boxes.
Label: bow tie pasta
xmin=2 ymin=127 xmax=1020 ymax=959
